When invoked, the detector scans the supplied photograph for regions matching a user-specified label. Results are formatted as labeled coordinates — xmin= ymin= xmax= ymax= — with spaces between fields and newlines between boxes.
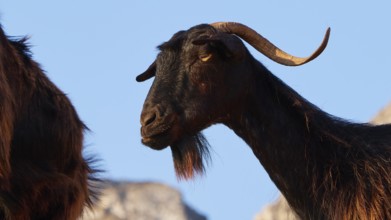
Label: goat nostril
xmin=142 ymin=112 xmax=157 ymax=126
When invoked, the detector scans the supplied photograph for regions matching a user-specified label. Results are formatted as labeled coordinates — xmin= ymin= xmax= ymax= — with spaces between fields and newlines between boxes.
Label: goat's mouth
xmin=140 ymin=112 xmax=212 ymax=179
xmin=141 ymin=129 xmax=173 ymax=150
xmin=141 ymin=116 xmax=182 ymax=150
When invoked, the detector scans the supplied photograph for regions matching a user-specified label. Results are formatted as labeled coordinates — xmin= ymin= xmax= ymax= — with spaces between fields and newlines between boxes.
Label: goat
xmin=0 ymin=24 xmax=98 ymax=219
xmin=136 ymin=22 xmax=391 ymax=219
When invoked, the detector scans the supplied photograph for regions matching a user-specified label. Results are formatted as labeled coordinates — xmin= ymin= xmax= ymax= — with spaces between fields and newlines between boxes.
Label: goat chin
xmin=170 ymin=133 xmax=210 ymax=180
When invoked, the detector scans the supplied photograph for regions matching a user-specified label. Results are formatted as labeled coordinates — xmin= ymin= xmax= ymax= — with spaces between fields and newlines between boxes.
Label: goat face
xmin=137 ymin=24 xmax=250 ymax=178
xmin=138 ymin=24 xmax=251 ymax=149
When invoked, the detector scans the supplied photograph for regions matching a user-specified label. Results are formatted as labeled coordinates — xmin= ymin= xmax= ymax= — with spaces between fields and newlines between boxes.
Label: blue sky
xmin=2 ymin=1 xmax=391 ymax=220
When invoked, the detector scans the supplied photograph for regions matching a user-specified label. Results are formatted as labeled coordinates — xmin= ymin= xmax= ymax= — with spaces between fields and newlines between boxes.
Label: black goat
xmin=137 ymin=22 xmax=391 ymax=219
xmin=0 ymin=25 xmax=97 ymax=219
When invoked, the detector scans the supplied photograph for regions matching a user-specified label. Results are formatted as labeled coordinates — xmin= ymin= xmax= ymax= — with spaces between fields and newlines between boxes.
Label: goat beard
xmin=170 ymin=133 xmax=210 ymax=180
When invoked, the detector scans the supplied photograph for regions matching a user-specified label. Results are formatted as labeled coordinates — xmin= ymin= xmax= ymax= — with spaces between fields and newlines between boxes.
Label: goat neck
xmin=223 ymin=60 xmax=391 ymax=219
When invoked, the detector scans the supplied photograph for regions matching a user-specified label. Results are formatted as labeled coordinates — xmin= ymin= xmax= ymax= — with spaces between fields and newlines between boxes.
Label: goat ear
xmin=192 ymin=34 xmax=244 ymax=59
xmin=136 ymin=61 xmax=156 ymax=82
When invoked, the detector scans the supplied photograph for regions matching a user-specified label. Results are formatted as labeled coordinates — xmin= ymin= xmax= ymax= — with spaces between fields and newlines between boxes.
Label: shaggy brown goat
xmin=137 ymin=22 xmax=391 ymax=219
xmin=0 ymin=25 xmax=97 ymax=219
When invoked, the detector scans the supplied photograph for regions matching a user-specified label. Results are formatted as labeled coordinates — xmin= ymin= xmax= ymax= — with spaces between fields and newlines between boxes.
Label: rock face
xmin=253 ymin=197 xmax=298 ymax=220
xmin=371 ymin=102 xmax=391 ymax=125
xmin=82 ymin=181 xmax=206 ymax=220
xmin=254 ymin=102 xmax=391 ymax=220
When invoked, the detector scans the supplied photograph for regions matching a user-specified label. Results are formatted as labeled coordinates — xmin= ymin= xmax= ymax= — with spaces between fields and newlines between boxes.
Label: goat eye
xmin=199 ymin=53 xmax=212 ymax=62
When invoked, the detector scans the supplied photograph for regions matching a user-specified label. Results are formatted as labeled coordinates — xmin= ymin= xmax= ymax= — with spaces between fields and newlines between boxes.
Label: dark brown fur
xmin=137 ymin=24 xmax=391 ymax=219
xmin=0 ymin=25 xmax=97 ymax=219
xmin=171 ymin=134 xmax=210 ymax=180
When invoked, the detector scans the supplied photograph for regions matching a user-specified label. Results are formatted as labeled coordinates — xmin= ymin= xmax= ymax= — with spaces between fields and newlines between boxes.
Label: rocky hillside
xmin=82 ymin=181 xmax=206 ymax=220
xmin=371 ymin=102 xmax=391 ymax=125
xmin=253 ymin=196 xmax=298 ymax=220
xmin=254 ymin=102 xmax=391 ymax=220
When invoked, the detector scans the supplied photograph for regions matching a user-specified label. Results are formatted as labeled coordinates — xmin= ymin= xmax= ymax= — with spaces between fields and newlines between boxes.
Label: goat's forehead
xmin=154 ymin=50 xmax=181 ymax=74
xmin=157 ymin=32 xmax=185 ymax=51
xmin=153 ymin=24 xmax=218 ymax=71
xmin=158 ymin=24 xmax=216 ymax=51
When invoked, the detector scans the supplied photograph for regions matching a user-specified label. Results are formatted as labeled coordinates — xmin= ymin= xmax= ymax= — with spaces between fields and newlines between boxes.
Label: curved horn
xmin=210 ymin=22 xmax=330 ymax=66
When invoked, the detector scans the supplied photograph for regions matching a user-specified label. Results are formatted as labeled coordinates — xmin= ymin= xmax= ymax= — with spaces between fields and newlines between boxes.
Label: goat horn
xmin=211 ymin=22 xmax=330 ymax=66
